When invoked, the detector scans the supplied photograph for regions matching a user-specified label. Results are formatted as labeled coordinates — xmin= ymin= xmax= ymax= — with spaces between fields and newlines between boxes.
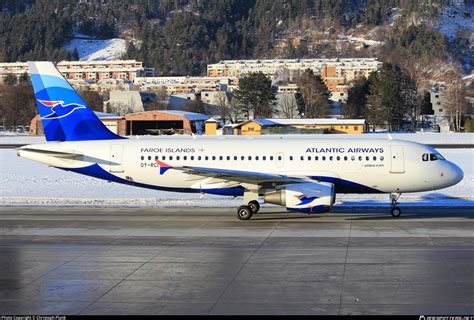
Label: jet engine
xmin=264 ymin=182 xmax=335 ymax=213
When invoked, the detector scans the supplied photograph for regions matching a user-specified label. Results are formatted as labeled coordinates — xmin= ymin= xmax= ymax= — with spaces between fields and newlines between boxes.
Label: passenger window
xmin=176 ymin=156 xmax=180 ymax=161
xmin=336 ymin=156 xmax=340 ymax=161
xmin=169 ymin=156 xmax=173 ymax=160
xmin=226 ymin=156 xmax=230 ymax=161
xmin=141 ymin=156 xmax=144 ymax=160
xmin=155 ymin=156 xmax=158 ymax=160
xmin=315 ymin=156 xmax=319 ymax=161
xmin=380 ymin=156 xmax=384 ymax=161
xmin=191 ymin=156 xmax=194 ymax=160
xmin=198 ymin=156 xmax=202 ymax=161
xmin=329 ymin=156 xmax=333 ymax=161
xmin=270 ymin=156 xmax=274 ymax=160
xmin=351 ymin=156 xmax=355 ymax=161
xmin=289 ymin=156 xmax=293 ymax=161
xmin=307 ymin=156 xmax=311 ymax=160
xmin=255 ymin=156 xmax=259 ymax=161
xmin=241 ymin=156 xmax=245 ymax=160
xmin=422 ymin=153 xmax=429 ymax=161
xmin=219 ymin=156 xmax=223 ymax=161
xmin=366 ymin=156 xmax=369 ymax=161
xmin=358 ymin=156 xmax=362 ymax=161
xmin=205 ymin=156 xmax=208 ymax=161
xmin=212 ymin=156 xmax=216 ymax=161
xmin=278 ymin=156 xmax=282 ymax=161
xmin=148 ymin=156 xmax=151 ymax=160
xmin=344 ymin=156 xmax=348 ymax=161
xmin=234 ymin=156 xmax=237 ymax=160
xmin=322 ymin=156 xmax=326 ymax=161
xmin=263 ymin=156 xmax=267 ymax=161
xmin=162 ymin=156 xmax=166 ymax=161
xmin=183 ymin=156 xmax=187 ymax=160
xmin=373 ymin=156 xmax=376 ymax=161
xmin=300 ymin=156 xmax=304 ymax=161
xmin=248 ymin=156 xmax=252 ymax=160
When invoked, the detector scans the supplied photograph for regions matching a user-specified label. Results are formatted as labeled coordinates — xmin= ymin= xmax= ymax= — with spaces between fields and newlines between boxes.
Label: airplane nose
xmin=450 ymin=162 xmax=464 ymax=185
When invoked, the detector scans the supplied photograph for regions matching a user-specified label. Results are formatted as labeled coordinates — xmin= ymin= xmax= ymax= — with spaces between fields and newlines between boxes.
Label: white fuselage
xmin=18 ymin=136 xmax=463 ymax=196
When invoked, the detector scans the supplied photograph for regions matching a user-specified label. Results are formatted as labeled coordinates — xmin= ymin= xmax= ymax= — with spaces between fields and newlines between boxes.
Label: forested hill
xmin=0 ymin=0 xmax=472 ymax=76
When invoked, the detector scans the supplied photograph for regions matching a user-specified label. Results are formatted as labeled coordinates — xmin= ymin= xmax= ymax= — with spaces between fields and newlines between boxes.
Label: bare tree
xmin=279 ymin=94 xmax=298 ymax=118
xmin=217 ymin=91 xmax=233 ymax=124
xmin=444 ymin=74 xmax=468 ymax=132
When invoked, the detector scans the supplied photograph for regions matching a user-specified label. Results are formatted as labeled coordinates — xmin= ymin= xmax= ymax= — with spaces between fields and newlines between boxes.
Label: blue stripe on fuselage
xmin=58 ymin=163 xmax=245 ymax=196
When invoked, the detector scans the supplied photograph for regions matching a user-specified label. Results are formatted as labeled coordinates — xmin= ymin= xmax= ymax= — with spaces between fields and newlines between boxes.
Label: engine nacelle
xmin=264 ymin=182 xmax=335 ymax=213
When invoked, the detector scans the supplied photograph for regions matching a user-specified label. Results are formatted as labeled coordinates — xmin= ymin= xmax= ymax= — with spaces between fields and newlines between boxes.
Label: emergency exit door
xmin=390 ymin=145 xmax=405 ymax=173
xmin=109 ymin=144 xmax=124 ymax=173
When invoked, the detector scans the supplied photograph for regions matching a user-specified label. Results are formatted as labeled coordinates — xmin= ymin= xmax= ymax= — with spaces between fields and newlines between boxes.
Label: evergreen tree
xmin=344 ymin=75 xmax=372 ymax=119
xmin=296 ymin=69 xmax=331 ymax=118
xmin=366 ymin=63 xmax=406 ymax=131
xmin=233 ymin=72 xmax=276 ymax=119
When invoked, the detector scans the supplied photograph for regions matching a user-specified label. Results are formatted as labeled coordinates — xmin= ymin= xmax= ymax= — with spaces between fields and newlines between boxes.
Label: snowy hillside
xmin=65 ymin=37 xmax=127 ymax=61
xmin=436 ymin=3 xmax=474 ymax=39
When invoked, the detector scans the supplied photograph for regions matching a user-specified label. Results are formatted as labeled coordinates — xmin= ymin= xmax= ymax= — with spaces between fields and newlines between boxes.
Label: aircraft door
xmin=390 ymin=145 xmax=405 ymax=173
xmin=276 ymin=152 xmax=284 ymax=168
xmin=109 ymin=144 xmax=124 ymax=173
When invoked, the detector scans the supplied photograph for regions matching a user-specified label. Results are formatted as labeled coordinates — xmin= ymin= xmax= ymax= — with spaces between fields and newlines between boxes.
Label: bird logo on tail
xmin=38 ymin=100 xmax=86 ymax=120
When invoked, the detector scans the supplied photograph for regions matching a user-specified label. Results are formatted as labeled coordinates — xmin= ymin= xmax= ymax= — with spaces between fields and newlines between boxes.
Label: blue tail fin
xmin=27 ymin=61 xmax=124 ymax=142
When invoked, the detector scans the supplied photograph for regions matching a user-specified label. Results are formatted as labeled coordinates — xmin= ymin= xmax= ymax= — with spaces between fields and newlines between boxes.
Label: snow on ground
xmin=65 ymin=38 xmax=127 ymax=61
xmin=436 ymin=3 xmax=474 ymax=39
xmin=0 ymin=148 xmax=472 ymax=208
xmin=1 ymin=133 xmax=473 ymax=146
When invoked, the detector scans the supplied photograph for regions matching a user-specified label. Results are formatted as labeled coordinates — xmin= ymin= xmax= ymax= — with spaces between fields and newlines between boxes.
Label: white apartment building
xmin=207 ymin=58 xmax=381 ymax=82
xmin=0 ymin=60 xmax=144 ymax=83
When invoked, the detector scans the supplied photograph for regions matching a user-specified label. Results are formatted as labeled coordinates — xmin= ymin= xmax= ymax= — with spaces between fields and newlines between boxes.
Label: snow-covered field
xmin=65 ymin=38 xmax=127 ymax=61
xmin=0 ymin=146 xmax=472 ymax=208
xmin=1 ymin=132 xmax=473 ymax=146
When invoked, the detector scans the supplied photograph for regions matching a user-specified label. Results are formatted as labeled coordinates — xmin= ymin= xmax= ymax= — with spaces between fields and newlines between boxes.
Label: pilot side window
xmin=422 ymin=153 xmax=429 ymax=161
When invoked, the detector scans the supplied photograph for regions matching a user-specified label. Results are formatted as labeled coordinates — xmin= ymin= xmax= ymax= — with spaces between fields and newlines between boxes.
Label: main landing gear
xmin=390 ymin=193 xmax=402 ymax=218
xmin=237 ymin=200 xmax=260 ymax=221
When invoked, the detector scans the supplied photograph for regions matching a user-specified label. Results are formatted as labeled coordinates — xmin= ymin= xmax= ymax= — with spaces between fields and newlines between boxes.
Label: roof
xmin=160 ymin=110 xmax=209 ymax=121
xmin=250 ymin=118 xmax=366 ymax=126
xmin=93 ymin=111 xmax=122 ymax=119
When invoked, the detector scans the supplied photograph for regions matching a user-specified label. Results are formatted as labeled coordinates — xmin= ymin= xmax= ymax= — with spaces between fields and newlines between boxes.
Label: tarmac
xmin=0 ymin=206 xmax=473 ymax=315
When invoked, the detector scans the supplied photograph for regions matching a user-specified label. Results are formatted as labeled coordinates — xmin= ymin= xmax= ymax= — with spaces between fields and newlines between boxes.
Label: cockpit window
xmin=422 ymin=153 xmax=429 ymax=161
xmin=429 ymin=152 xmax=446 ymax=161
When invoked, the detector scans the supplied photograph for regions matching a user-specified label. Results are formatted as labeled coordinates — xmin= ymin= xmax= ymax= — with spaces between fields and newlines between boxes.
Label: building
xmin=0 ymin=60 xmax=144 ymax=84
xmin=108 ymin=91 xmax=145 ymax=115
xmin=29 ymin=112 xmax=123 ymax=136
xmin=30 ymin=110 xmax=209 ymax=136
xmin=224 ymin=118 xmax=366 ymax=135
xmin=207 ymin=58 xmax=381 ymax=82
xmin=120 ymin=110 xmax=208 ymax=135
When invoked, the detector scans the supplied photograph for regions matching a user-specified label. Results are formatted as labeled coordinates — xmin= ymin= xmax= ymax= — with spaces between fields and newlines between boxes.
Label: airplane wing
xmin=172 ymin=165 xmax=314 ymax=185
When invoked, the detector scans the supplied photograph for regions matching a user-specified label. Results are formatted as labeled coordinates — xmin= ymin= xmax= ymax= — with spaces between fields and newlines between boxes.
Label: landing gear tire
xmin=248 ymin=200 xmax=260 ymax=214
xmin=391 ymin=206 xmax=401 ymax=218
xmin=237 ymin=205 xmax=253 ymax=221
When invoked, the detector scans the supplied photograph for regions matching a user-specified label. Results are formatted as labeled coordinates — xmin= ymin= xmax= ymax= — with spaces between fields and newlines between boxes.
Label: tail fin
xmin=27 ymin=61 xmax=124 ymax=142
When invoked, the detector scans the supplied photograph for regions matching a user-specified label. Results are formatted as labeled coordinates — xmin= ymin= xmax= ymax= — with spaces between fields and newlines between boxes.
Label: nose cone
xmin=449 ymin=162 xmax=464 ymax=186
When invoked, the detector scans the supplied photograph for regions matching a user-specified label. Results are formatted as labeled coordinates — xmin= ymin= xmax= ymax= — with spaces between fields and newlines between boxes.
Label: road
xmin=0 ymin=206 xmax=473 ymax=315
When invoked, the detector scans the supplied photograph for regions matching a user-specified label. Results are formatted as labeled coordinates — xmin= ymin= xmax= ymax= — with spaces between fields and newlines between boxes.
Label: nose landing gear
xmin=390 ymin=193 xmax=402 ymax=217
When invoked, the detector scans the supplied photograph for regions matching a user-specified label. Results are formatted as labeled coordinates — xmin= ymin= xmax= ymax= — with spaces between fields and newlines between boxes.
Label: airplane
xmin=17 ymin=62 xmax=464 ymax=220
